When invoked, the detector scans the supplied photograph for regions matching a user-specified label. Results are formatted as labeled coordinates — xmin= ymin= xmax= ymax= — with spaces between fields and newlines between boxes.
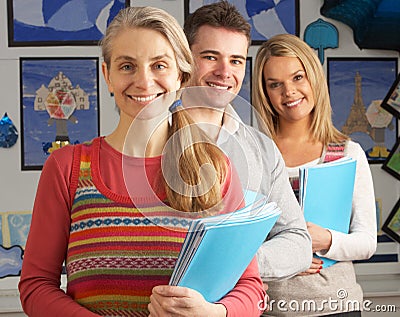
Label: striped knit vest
xmin=65 ymin=139 xmax=191 ymax=316
xmin=289 ymin=141 xmax=347 ymax=201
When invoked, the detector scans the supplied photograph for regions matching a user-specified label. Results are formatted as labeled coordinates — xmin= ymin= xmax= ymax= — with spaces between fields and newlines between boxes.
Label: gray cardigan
xmin=216 ymin=109 xmax=312 ymax=281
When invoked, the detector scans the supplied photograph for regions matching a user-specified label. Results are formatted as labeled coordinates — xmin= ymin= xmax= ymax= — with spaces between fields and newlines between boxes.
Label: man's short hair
xmin=183 ymin=0 xmax=251 ymax=48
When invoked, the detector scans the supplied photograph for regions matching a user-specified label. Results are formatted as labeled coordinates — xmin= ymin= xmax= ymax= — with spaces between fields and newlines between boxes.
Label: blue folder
xmin=169 ymin=194 xmax=281 ymax=302
xmin=299 ymin=157 xmax=356 ymax=268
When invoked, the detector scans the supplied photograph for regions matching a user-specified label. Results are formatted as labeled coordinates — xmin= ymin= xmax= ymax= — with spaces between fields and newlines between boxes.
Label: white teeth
xmin=131 ymin=94 xmax=158 ymax=102
xmin=208 ymin=83 xmax=229 ymax=90
xmin=286 ymin=99 xmax=302 ymax=107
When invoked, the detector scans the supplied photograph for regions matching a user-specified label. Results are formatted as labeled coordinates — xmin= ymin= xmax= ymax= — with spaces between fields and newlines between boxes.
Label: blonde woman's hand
xmin=306 ymin=221 xmax=332 ymax=253
xmin=297 ymin=257 xmax=323 ymax=276
xmin=148 ymin=285 xmax=227 ymax=317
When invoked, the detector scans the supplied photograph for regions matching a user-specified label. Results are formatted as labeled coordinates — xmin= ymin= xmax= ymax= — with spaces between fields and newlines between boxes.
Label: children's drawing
xmin=20 ymin=57 xmax=99 ymax=170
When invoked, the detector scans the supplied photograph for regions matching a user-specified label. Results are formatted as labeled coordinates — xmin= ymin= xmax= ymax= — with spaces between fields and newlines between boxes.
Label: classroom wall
xmin=0 ymin=0 xmax=400 ymax=315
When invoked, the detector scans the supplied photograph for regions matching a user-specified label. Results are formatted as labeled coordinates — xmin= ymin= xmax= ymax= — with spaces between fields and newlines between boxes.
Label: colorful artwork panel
xmin=8 ymin=0 xmax=128 ymax=46
xmin=0 ymin=245 xmax=24 ymax=278
xmin=382 ymin=137 xmax=400 ymax=181
xmin=20 ymin=57 xmax=100 ymax=170
xmin=381 ymin=72 xmax=400 ymax=119
xmin=184 ymin=0 xmax=299 ymax=45
xmin=382 ymin=198 xmax=400 ymax=244
xmin=327 ymin=58 xmax=398 ymax=164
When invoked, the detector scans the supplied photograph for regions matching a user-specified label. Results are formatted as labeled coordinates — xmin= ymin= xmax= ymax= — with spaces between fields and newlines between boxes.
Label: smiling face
xmin=190 ymin=25 xmax=248 ymax=99
xmin=263 ymin=56 xmax=315 ymax=125
xmin=102 ymin=27 xmax=182 ymax=121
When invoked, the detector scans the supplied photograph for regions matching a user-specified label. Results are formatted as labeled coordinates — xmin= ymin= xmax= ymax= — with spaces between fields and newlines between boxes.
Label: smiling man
xmin=183 ymin=0 xmax=312 ymax=284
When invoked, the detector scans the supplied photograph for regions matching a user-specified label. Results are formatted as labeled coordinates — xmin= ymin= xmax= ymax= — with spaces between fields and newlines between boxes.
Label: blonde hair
xmin=101 ymin=7 xmax=227 ymax=212
xmin=101 ymin=6 xmax=192 ymax=84
xmin=163 ymin=108 xmax=228 ymax=213
xmin=252 ymin=34 xmax=347 ymax=144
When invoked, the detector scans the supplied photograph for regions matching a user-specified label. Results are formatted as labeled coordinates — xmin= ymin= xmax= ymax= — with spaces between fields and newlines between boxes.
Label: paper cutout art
xmin=0 ymin=211 xmax=31 ymax=278
xmin=304 ymin=18 xmax=338 ymax=65
xmin=382 ymin=137 xmax=400 ymax=181
xmin=0 ymin=245 xmax=23 ymax=278
xmin=8 ymin=0 xmax=127 ymax=46
xmin=0 ymin=112 xmax=18 ymax=148
xmin=20 ymin=57 xmax=99 ymax=170
xmin=381 ymin=73 xmax=400 ymax=119
xmin=341 ymin=74 xmax=394 ymax=160
xmin=185 ymin=0 xmax=298 ymax=44
xmin=320 ymin=0 xmax=400 ymax=51
xmin=328 ymin=58 xmax=398 ymax=164
xmin=1 ymin=211 xmax=32 ymax=248
xmin=366 ymin=100 xmax=393 ymax=158
xmin=34 ymin=71 xmax=89 ymax=153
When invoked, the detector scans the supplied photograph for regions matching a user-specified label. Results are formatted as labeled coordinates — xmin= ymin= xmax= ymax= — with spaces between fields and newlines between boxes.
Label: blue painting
xmin=8 ymin=0 xmax=127 ymax=46
xmin=185 ymin=0 xmax=298 ymax=44
xmin=0 ymin=211 xmax=31 ymax=279
xmin=20 ymin=57 xmax=99 ymax=170
xmin=7 ymin=213 xmax=32 ymax=246
xmin=321 ymin=0 xmax=400 ymax=52
xmin=0 ymin=245 xmax=24 ymax=278
xmin=327 ymin=58 xmax=398 ymax=164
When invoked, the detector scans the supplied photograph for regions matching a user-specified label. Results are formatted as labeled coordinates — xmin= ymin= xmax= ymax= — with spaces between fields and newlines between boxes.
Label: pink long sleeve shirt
xmin=19 ymin=137 xmax=265 ymax=317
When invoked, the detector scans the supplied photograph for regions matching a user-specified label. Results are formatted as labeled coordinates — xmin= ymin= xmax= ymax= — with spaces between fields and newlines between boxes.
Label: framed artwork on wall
xmin=381 ymin=72 xmax=400 ymax=118
xmin=376 ymin=198 xmax=383 ymax=235
xmin=232 ymin=57 xmax=252 ymax=126
xmin=0 ymin=245 xmax=23 ymax=278
xmin=0 ymin=211 xmax=31 ymax=279
xmin=7 ymin=0 xmax=128 ymax=46
xmin=327 ymin=57 xmax=398 ymax=164
xmin=382 ymin=198 xmax=400 ymax=244
xmin=20 ymin=57 xmax=100 ymax=170
xmin=382 ymin=137 xmax=400 ymax=181
xmin=184 ymin=0 xmax=299 ymax=45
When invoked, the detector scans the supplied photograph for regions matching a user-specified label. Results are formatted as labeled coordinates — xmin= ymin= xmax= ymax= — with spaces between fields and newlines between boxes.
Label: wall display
xmin=303 ymin=18 xmax=338 ymax=65
xmin=0 ymin=210 xmax=31 ymax=278
xmin=376 ymin=198 xmax=383 ymax=235
xmin=382 ymin=198 xmax=400 ymax=244
xmin=320 ymin=0 xmax=400 ymax=52
xmin=0 ymin=112 xmax=18 ymax=148
xmin=184 ymin=0 xmax=299 ymax=45
xmin=0 ymin=245 xmax=23 ymax=278
xmin=381 ymin=72 xmax=400 ymax=119
xmin=382 ymin=137 xmax=400 ymax=181
xmin=232 ymin=57 xmax=252 ymax=126
xmin=20 ymin=57 xmax=100 ymax=170
xmin=327 ymin=57 xmax=398 ymax=164
xmin=7 ymin=0 xmax=128 ymax=46
xmin=0 ymin=211 xmax=31 ymax=248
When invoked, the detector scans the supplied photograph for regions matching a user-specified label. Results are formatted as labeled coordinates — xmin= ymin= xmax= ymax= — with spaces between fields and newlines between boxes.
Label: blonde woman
xmin=19 ymin=7 xmax=265 ymax=317
xmin=253 ymin=34 xmax=376 ymax=316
